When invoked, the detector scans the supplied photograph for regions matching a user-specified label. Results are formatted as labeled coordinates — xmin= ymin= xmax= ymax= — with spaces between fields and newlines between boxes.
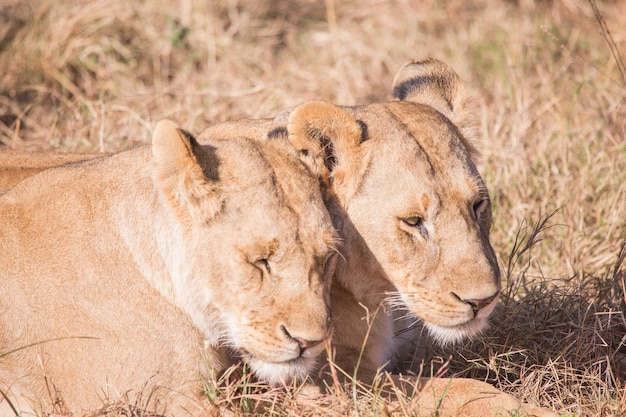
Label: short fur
xmin=198 ymin=58 xmax=556 ymax=416
xmin=0 ymin=59 xmax=557 ymax=416
xmin=0 ymin=150 xmax=104 ymax=191
xmin=0 ymin=120 xmax=338 ymax=415
xmin=198 ymin=59 xmax=500 ymax=371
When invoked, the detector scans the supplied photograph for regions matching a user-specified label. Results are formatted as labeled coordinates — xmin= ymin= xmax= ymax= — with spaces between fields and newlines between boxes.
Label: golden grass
xmin=1 ymin=0 xmax=625 ymax=415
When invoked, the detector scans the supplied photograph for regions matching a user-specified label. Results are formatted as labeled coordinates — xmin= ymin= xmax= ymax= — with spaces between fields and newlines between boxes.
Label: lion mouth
xmin=237 ymin=348 xmax=307 ymax=366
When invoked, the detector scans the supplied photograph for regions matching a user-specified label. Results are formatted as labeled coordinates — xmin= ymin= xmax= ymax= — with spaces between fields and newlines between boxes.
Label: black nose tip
xmin=293 ymin=337 xmax=324 ymax=357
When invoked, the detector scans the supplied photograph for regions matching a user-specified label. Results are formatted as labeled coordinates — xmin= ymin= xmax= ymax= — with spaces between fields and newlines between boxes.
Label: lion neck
xmin=326 ymin=196 xmax=396 ymax=309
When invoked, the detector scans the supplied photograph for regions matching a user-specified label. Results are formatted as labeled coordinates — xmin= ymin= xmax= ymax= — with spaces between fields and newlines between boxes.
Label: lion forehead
xmin=352 ymin=102 xmax=483 ymax=199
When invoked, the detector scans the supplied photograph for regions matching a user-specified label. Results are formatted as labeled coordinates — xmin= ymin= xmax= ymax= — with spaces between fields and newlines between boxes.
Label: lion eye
xmin=254 ymin=258 xmax=271 ymax=274
xmin=472 ymin=199 xmax=489 ymax=219
xmin=401 ymin=216 xmax=428 ymax=239
xmin=322 ymin=252 xmax=338 ymax=280
xmin=402 ymin=216 xmax=422 ymax=227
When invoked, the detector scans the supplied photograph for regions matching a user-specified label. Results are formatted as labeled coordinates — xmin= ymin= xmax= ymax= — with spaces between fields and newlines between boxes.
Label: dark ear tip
xmin=267 ymin=126 xmax=288 ymax=140
xmin=393 ymin=76 xmax=441 ymax=101
xmin=392 ymin=58 xmax=450 ymax=98
xmin=392 ymin=59 xmax=428 ymax=100
xmin=392 ymin=83 xmax=409 ymax=100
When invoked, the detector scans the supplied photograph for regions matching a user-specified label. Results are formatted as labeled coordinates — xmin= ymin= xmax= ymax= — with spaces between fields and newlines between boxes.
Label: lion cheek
xmin=410 ymin=289 xmax=496 ymax=346
xmin=414 ymin=297 xmax=475 ymax=327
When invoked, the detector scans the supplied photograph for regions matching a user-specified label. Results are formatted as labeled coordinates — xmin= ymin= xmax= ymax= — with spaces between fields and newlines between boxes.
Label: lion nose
xmin=294 ymin=337 xmax=325 ymax=357
xmin=462 ymin=292 xmax=500 ymax=315
xmin=281 ymin=326 xmax=328 ymax=358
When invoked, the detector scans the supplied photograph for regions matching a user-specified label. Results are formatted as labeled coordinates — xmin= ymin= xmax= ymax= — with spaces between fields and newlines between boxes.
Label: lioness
xmin=199 ymin=58 xmax=500 ymax=371
xmin=0 ymin=60 xmax=557 ymax=416
xmin=0 ymin=120 xmax=339 ymax=415
xmin=198 ymin=58 xmax=557 ymax=416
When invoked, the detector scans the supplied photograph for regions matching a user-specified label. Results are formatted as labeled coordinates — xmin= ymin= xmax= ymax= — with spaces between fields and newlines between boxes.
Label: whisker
xmin=394 ymin=318 xmax=422 ymax=337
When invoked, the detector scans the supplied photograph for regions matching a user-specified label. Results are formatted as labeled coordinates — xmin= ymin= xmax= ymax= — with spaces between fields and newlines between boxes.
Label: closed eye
xmin=323 ymin=252 xmax=338 ymax=280
xmin=254 ymin=258 xmax=271 ymax=275
xmin=472 ymin=199 xmax=489 ymax=220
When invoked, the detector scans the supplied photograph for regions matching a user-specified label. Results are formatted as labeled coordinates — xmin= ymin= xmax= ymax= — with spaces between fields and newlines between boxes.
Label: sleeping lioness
xmin=0 ymin=120 xmax=339 ymax=415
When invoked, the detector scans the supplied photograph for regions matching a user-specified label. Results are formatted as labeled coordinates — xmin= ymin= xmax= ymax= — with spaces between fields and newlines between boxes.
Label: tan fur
xmin=0 ymin=120 xmax=338 ymax=415
xmin=0 ymin=150 xmax=104 ymax=191
xmin=197 ymin=59 xmax=500 ymax=371
xmin=0 ymin=59 xmax=557 ymax=416
xmin=199 ymin=58 xmax=557 ymax=416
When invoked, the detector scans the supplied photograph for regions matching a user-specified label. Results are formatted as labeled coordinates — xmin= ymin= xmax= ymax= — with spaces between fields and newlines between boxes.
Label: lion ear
xmin=392 ymin=58 xmax=479 ymax=158
xmin=151 ymin=119 xmax=222 ymax=223
xmin=287 ymin=100 xmax=364 ymax=200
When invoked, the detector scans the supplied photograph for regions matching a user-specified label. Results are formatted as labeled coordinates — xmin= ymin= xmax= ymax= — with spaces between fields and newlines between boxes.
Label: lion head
xmin=0 ymin=119 xmax=339 ymax=413
xmin=128 ymin=120 xmax=341 ymax=385
xmin=285 ymin=59 xmax=500 ymax=349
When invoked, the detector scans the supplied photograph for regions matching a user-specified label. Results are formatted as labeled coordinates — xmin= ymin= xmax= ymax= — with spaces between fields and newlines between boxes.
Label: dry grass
xmin=1 ymin=0 xmax=625 ymax=415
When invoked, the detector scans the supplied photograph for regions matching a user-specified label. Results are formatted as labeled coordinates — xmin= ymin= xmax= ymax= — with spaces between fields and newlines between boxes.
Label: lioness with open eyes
xmin=0 ymin=120 xmax=339 ymax=416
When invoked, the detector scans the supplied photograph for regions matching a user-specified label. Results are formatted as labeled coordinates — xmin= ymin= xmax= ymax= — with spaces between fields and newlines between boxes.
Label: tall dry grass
xmin=1 ymin=0 xmax=625 ymax=415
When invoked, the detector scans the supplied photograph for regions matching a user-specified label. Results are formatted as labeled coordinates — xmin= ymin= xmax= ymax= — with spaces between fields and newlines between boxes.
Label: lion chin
xmin=425 ymin=318 xmax=489 ymax=346
xmin=244 ymin=356 xmax=319 ymax=386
